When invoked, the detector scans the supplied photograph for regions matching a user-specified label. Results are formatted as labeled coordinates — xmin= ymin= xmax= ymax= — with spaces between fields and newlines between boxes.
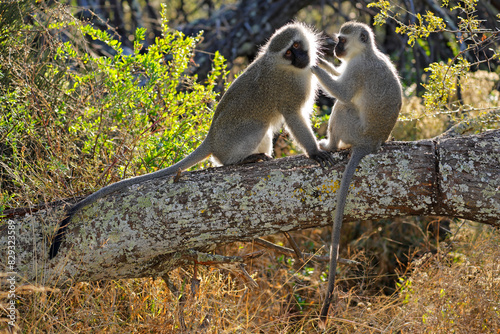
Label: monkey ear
xmin=360 ymin=31 xmax=368 ymax=43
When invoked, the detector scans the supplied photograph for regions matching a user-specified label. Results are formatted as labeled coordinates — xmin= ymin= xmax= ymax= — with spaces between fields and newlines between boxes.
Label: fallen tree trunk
xmin=2 ymin=130 xmax=499 ymax=287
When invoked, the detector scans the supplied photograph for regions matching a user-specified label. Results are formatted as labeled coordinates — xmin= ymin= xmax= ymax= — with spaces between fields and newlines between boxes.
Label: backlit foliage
xmin=369 ymin=0 xmax=499 ymax=127
xmin=0 ymin=1 xmax=227 ymax=209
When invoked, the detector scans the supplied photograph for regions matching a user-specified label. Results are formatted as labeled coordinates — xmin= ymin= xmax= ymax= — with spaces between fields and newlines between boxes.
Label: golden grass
xmin=2 ymin=220 xmax=499 ymax=333
xmin=399 ymin=223 xmax=500 ymax=333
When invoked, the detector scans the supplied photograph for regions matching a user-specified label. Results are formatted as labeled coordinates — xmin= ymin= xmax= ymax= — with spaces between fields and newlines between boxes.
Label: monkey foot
xmin=310 ymin=150 xmax=335 ymax=168
xmin=238 ymin=153 xmax=273 ymax=165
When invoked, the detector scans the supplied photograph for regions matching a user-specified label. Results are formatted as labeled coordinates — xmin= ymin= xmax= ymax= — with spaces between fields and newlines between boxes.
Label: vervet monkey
xmin=312 ymin=21 xmax=402 ymax=321
xmin=49 ymin=22 xmax=335 ymax=259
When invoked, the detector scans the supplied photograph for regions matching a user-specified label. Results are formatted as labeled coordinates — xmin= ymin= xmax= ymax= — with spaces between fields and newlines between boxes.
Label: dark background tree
xmin=76 ymin=0 xmax=500 ymax=89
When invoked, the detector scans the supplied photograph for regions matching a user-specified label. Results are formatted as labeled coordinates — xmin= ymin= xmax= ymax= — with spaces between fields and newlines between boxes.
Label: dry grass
xmin=2 ymin=220 xmax=499 ymax=333
xmin=399 ymin=223 xmax=500 ymax=333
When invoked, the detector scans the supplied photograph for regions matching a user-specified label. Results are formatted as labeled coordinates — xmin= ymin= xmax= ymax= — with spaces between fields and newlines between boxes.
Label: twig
xmin=283 ymin=232 xmax=304 ymax=261
xmin=254 ymin=238 xmax=360 ymax=265
xmin=162 ymin=273 xmax=187 ymax=331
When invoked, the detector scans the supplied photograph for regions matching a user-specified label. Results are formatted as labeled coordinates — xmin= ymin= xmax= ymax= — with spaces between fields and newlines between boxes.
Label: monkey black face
xmin=283 ymin=41 xmax=310 ymax=69
xmin=334 ymin=36 xmax=347 ymax=58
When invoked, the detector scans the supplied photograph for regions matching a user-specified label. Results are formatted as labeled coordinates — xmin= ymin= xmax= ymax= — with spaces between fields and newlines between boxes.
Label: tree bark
xmin=2 ymin=130 xmax=499 ymax=287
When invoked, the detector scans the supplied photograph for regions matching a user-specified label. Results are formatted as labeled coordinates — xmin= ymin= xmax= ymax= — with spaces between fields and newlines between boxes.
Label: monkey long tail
xmin=48 ymin=140 xmax=212 ymax=259
xmin=320 ymin=147 xmax=369 ymax=322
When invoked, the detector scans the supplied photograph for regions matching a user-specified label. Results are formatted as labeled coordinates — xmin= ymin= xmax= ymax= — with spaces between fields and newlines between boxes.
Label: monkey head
xmin=318 ymin=32 xmax=339 ymax=59
xmin=262 ymin=22 xmax=320 ymax=69
xmin=334 ymin=21 xmax=374 ymax=60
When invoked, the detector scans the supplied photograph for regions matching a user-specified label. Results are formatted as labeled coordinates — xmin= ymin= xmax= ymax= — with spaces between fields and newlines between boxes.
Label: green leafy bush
xmin=0 ymin=1 xmax=227 ymax=210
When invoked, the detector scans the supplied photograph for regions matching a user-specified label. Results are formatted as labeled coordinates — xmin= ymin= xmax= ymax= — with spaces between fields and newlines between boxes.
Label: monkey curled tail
xmin=49 ymin=22 xmax=335 ymax=259
xmin=311 ymin=21 xmax=402 ymax=322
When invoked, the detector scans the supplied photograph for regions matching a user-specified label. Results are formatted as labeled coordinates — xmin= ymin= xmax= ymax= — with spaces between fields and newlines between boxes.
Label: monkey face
xmin=334 ymin=35 xmax=347 ymax=58
xmin=283 ymin=40 xmax=310 ymax=69
xmin=334 ymin=22 xmax=374 ymax=60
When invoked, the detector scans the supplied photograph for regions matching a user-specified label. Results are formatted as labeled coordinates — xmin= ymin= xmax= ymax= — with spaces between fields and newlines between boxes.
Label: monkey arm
xmin=282 ymin=112 xmax=321 ymax=154
xmin=312 ymin=65 xmax=357 ymax=103
xmin=317 ymin=58 xmax=340 ymax=76
xmin=282 ymin=112 xmax=334 ymax=166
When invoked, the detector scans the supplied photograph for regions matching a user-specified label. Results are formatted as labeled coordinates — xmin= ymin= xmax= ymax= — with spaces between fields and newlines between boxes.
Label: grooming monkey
xmin=49 ymin=22 xmax=335 ymax=259
xmin=311 ymin=22 xmax=402 ymax=321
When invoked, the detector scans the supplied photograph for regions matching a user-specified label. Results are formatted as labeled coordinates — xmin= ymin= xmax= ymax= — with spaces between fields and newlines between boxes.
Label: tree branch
xmin=2 ymin=130 xmax=499 ymax=287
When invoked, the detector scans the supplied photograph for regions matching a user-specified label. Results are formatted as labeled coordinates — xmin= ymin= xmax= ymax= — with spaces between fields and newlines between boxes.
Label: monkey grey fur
xmin=49 ymin=22 xmax=334 ymax=259
xmin=312 ymin=21 xmax=402 ymax=321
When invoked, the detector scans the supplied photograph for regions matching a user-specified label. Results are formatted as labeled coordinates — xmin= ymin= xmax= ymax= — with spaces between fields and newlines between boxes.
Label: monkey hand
xmin=316 ymin=58 xmax=329 ymax=68
xmin=309 ymin=149 xmax=335 ymax=168
xmin=311 ymin=63 xmax=330 ymax=77
xmin=313 ymin=60 xmax=340 ymax=77
xmin=311 ymin=65 xmax=322 ymax=75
